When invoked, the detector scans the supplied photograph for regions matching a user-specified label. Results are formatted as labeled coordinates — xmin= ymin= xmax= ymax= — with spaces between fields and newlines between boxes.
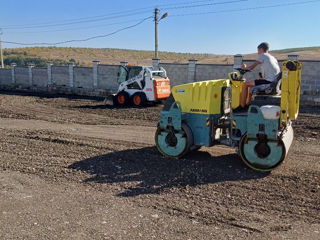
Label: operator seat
xmin=250 ymin=72 xmax=282 ymax=96
xmin=249 ymin=72 xmax=282 ymax=107
xmin=250 ymin=61 xmax=299 ymax=107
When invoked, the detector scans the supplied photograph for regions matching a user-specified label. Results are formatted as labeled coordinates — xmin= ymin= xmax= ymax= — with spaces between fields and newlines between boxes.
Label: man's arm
xmin=242 ymin=61 xmax=261 ymax=71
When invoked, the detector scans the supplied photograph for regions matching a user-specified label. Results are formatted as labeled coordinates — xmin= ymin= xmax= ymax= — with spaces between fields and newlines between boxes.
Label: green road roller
xmin=155 ymin=58 xmax=302 ymax=172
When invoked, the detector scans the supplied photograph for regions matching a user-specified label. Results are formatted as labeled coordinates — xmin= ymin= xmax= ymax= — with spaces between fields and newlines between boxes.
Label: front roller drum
xmin=239 ymin=125 xmax=293 ymax=172
xmin=155 ymin=123 xmax=193 ymax=158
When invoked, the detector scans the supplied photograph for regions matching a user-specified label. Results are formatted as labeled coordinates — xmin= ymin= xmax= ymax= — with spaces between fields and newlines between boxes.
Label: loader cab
xmin=117 ymin=65 xmax=143 ymax=83
xmin=117 ymin=65 xmax=145 ymax=89
xmin=117 ymin=65 xmax=128 ymax=84
xmin=128 ymin=66 xmax=143 ymax=80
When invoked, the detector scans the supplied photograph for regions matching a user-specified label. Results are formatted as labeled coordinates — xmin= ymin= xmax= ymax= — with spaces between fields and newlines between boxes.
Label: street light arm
xmin=160 ymin=13 xmax=169 ymax=21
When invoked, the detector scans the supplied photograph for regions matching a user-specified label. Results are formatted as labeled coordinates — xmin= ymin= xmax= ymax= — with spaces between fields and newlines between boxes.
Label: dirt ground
xmin=0 ymin=92 xmax=319 ymax=240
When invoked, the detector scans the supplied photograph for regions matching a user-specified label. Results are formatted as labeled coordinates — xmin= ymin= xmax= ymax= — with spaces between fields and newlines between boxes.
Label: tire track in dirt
xmin=0 ymin=92 xmax=319 ymax=239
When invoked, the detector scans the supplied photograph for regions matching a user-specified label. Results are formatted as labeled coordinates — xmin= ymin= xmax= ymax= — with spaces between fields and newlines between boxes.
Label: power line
xmin=1 ymin=0 xmax=220 ymax=29
xmin=155 ymin=0 xmax=231 ymax=9
xmin=5 ymin=17 xmax=152 ymax=34
xmin=2 ymin=17 xmax=153 ymax=46
xmin=1 ymin=0 xmax=245 ymax=30
xmin=3 ymin=0 xmax=319 ymax=46
xmin=163 ymin=0 xmax=247 ymax=10
xmin=1 ymin=10 xmax=152 ymax=30
xmin=2 ymin=8 xmax=154 ymax=28
xmin=170 ymin=0 xmax=320 ymax=17
xmin=157 ymin=0 xmax=219 ymax=8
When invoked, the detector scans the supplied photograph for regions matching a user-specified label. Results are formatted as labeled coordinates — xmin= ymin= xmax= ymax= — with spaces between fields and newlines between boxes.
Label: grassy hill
xmin=3 ymin=46 xmax=320 ymax=67
xmin=245 ymin=46 xmax=320 ymax=61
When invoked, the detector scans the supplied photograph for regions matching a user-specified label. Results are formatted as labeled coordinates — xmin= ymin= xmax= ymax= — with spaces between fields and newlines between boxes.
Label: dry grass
xmin=4 ymin=46 xmax=320 ymax=67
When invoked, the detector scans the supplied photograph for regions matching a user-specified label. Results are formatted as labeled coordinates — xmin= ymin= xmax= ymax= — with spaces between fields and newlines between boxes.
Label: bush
xmin=4 ymin=55 xmax=47 ymax=67
xmin=4 ymin=56 xmax=25 ymax=66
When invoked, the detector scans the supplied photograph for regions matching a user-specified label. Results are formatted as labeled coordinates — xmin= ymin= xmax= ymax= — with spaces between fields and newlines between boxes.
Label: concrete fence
xmin=0 ymin=56 xmax=319 ymax=106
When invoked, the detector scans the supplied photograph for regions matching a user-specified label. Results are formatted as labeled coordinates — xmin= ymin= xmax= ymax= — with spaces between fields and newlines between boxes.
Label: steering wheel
xmin=235 ymin=68 xmax=250 ymax=75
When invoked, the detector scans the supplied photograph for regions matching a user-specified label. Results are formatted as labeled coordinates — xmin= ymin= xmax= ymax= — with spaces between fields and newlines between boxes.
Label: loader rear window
xmin=128 ymin=67 xmax=142 ymax=79
xmin=152 ymin=71 xmax=166 ymax=78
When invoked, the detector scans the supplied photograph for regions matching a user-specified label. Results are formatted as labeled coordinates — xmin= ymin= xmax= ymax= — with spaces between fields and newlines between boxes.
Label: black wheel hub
xmin=254 ymin=142 xmax=271 ymax=158
xmin=165 ymin=132 xmax=178 ymax=147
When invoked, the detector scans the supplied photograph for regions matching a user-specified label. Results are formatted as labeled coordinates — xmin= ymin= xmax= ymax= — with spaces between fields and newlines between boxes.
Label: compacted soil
xmin=0 ymin=92 xmax=319 ymax=240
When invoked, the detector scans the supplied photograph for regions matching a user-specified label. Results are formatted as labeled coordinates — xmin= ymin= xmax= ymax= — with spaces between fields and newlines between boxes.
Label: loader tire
xmin=131 ymin=92 xmax=147 ymax=107
xmin=115 ymin=91 xmax=129 ymax=107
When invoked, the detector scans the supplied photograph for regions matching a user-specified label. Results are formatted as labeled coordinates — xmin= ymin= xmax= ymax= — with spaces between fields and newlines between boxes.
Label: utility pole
xmin=0 ymin=29 xmax=4 ymax=68
xmin=154 ymin=8 xmax=159 ymax=59
xmin=154 ymin=9 xmax=168 ymax=59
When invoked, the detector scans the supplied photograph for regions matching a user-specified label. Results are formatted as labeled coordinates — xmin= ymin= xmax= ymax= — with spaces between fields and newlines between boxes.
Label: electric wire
xmin=1 ymin=0 xmax=245 ymax=30
xmin=163 ymin=0 xmax=247 ymax=10
xmin=169 ymin=0 xmax=320 ymax=17
xmin=2 ymin=16 xmax=152 ymax=46
xmin=5 ymin=17 xmax=152 ymax=34
xmin=2 ymin=0 xmax=319 ymax=46
xmin=1 ymin=10 xmax=152 ymax=30
xmin=2 ymin=0 xmax=230 ymax=28
xmin=2 ymin=8 xmax=155 ymax=28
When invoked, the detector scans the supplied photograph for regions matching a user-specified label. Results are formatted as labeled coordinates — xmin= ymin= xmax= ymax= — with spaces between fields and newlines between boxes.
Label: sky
xmin=0 ymin=0 xmax=320 ymax=55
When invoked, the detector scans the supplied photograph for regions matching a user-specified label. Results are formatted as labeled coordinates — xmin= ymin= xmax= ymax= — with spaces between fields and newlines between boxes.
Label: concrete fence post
xmin=28 ymin=64 xmax=34 ymax=86
xmin=188 ymin=59 xmax=197 ymax=82
xmin=68 ymin=63 xmax=75 ymax=88
xmin=152 ymin=58 xmax=160 ymax=69
xmin=11 ymin=63 xmax=16 ymax=84
xmin=47 ymin=62 xmax=53 ymax=86
xmin=233 ymin=54 xmax=243 ymax=69
xmin=93 ymin=60 xmax=99 ymax=88
xmin=120 ymin=61 xmax=128 ymax=67
xmin=288 ymin=54 xmax=299 ymax=61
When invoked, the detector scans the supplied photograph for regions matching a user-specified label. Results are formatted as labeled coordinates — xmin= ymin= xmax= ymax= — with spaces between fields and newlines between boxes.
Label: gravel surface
xmin=0 ymin=92 xmax=319 ymax=240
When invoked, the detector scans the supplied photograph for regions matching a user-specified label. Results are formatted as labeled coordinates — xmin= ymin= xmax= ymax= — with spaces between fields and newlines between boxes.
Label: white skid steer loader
xmin=105 ymin=65 xmax=171 ymax=107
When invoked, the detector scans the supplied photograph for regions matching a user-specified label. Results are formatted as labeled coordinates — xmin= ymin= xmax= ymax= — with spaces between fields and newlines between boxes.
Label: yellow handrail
xmin=280 ymin=60 xmax=303 ymax=127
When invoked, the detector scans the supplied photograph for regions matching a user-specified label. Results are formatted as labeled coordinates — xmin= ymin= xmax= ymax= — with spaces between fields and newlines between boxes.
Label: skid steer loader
xmin=105 ymin=64 xmax=171 ymax=107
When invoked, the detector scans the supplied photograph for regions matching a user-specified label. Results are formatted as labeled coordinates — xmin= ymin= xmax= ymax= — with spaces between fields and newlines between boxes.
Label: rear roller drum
xmin=155 ymin=123 xmax=193 ymax=158
xmin=239 ymin=126 xmax=293 ymax=172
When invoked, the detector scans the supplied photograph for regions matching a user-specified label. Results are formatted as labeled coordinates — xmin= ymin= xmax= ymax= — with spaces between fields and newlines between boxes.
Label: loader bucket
xmin=104 ymin=94 xmax=116 ymax=106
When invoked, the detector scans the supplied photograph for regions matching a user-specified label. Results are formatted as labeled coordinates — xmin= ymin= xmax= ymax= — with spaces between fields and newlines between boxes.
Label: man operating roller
xmin=234 ymin=42 xmax=281 ymax=112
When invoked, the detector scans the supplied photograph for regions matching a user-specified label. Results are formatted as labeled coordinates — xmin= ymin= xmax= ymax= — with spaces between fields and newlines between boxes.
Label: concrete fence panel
xmin=242 ymin=60 xmax=262 ymax=81
xmin=74 ymin=66 xmax=93 ymax=89
xmin=195 ymin=64 xmax=233 ymax=82
xmin=98 ymin=65 xmax=119 ymax=91
xmin=32 ymin=68 xmax=48 ymax=87
xmin=0 ymin=56 xmax=319 ymax=105
xmin=52 ymin=66 xmax=69 ymax=86
xmin=15 ymin=67 xmax=29 ymax=86
xmin=160 ymin=63 xmax=188 ymax=86
xmin=0 ymin=68 xmax=12 ymax=85
xmin=300 ymin=61 xmax=320 ymax=93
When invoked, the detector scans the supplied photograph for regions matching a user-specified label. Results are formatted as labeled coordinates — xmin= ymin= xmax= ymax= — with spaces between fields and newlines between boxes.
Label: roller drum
xmin=281 ymin=124 xmax=294 ymax=156
xmin=155 ymin=123 xmax=194 ymax=158
xmin=239 ymin=124 xmax=293 ymax=172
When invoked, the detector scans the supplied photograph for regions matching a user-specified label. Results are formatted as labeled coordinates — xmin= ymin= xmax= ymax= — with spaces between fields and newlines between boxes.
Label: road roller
xmin=155 ymin=58 xmax=302 ymax=171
